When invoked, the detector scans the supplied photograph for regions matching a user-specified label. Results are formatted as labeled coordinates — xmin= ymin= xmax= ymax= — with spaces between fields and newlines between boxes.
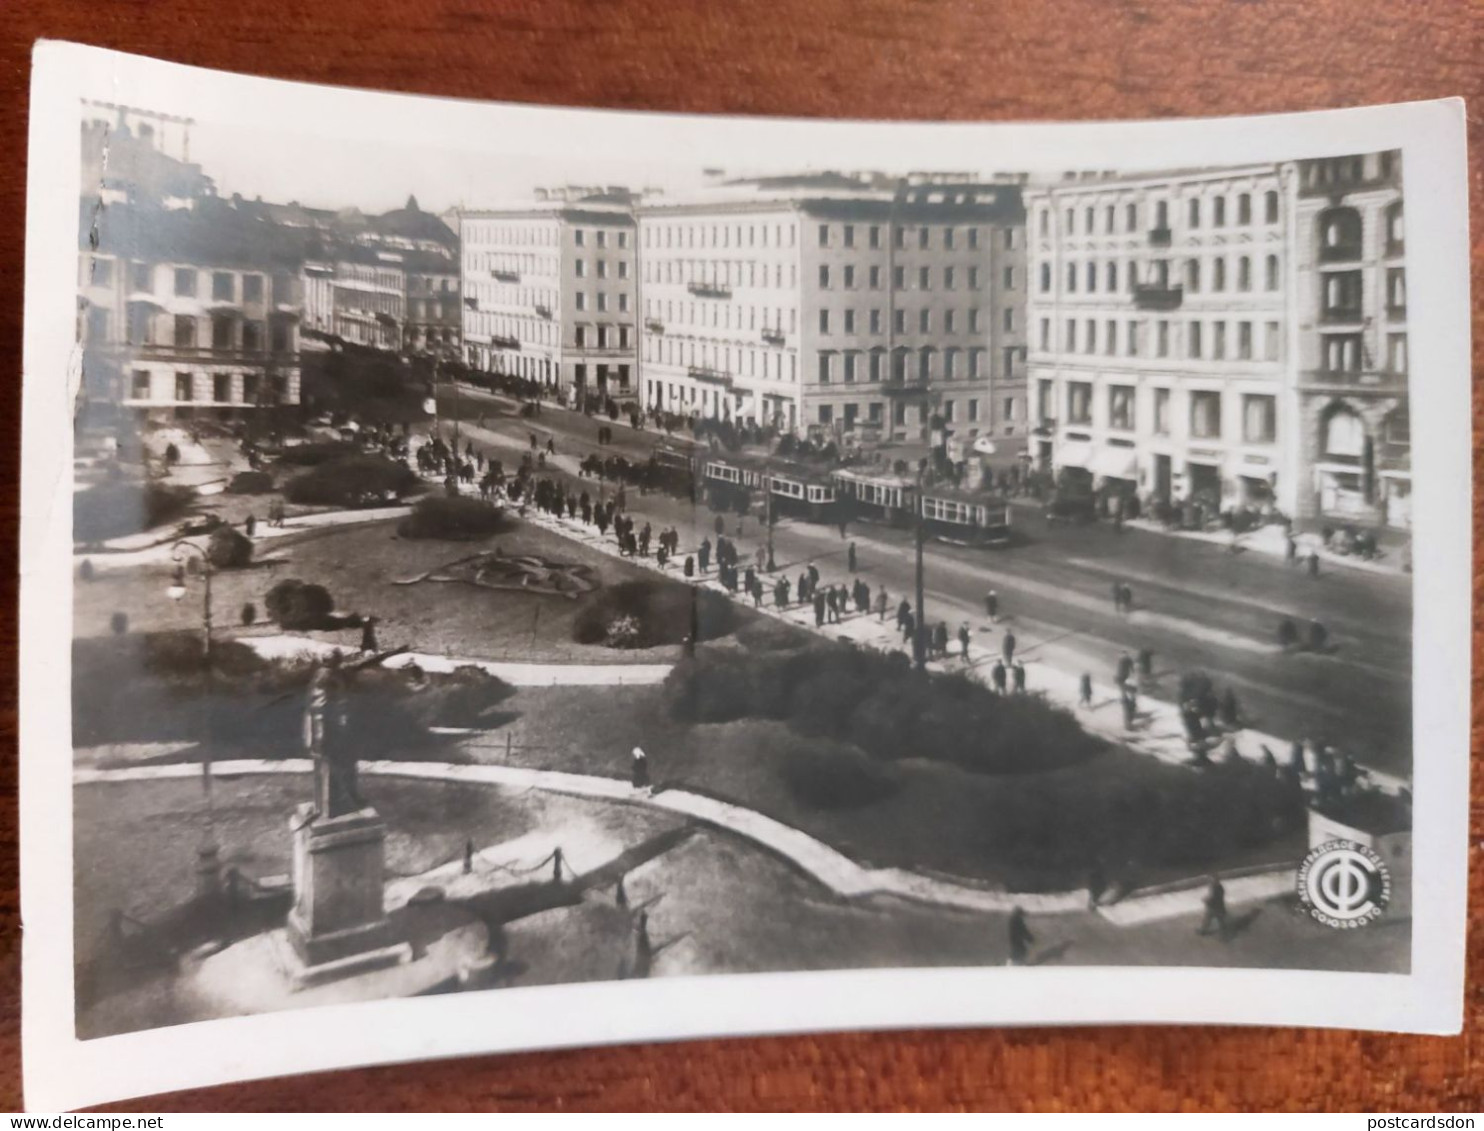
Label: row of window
xmin=1320 ymin=332 xmax=1409 ymax=375
xmin=128 ymin=369 xmax=288 ymax=404
xmin=1037 ymin=316 xmax=1281 ymax=363
xmin=818 ymin=263 xmax=1001 ymax=292
xmin=815 ymin=347 xmax=988 ymax=384
xmin=1048 ymin=381 xmax=1276 ymax=443
xmin=643 ymin=337 xmax=800 ymax=384
xmin=572 ymin=324 xmax=634 ymax=350
xmin=572 ymin=258 xmax=632 ymax=280
xmin=90 ymin=307 xmax=293 ymax=353
xmin=90 ymin=257 xmax=293 ymax=304
xmin=1040 ymin=253 xmax=1283 ymax=295
xmin=467 ymin=313 xmax=560 ymax=349
xmin=464 ymin=224 xmax=633 ymax=250
xmin=1320 ymin=269 xmax=1407 ymax=318
xmin=574 ymin=290 xmax=631 ymax=314
xmin=816 ymin=222 xmax=1016 ymax=252
xmin=816 ymin=397 xmax=995 ymax=428
xmin=1036 ymin=189 xmax=1281 ymax=238
xmin=572 ymin=228 xmax=630 ymax=249
xmin=818 ymin=306 xmax=992 ymax=335
xmin=1318 ymin=204 xmax=1404 ymax=258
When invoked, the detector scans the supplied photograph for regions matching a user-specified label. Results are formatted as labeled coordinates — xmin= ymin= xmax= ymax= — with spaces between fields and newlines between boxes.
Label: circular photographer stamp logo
xmin=1296 ymin=840 xmax=1391 ymax=928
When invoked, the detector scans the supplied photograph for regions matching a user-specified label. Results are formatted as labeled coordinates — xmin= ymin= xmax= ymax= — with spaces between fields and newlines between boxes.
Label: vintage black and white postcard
xmin=19 ymin=40 xmax=1471 ymax=1111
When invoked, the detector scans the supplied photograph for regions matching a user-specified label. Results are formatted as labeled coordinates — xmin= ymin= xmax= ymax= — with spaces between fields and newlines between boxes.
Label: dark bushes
xmin=74 ymin=481 xmax=193 ymax=543
xmin=264 ymin=578 xmax=335 ymax=630
xmin=226 ymin=470 xmax=274 ymax=494
xmin=283 ymin=456 xmax=419 ymax=508
xmin=207 ymin=525 xmax=253 ymax=569
xmin=572 ymin=580 xmax=736 ymax=650
xmin=396 ymin=496 xmax=510 ymax=541
xmin=777 ymin=739 xmax=901 ymax=810
xmin=663 ymin=647 xmax=1102 ymax=775
xmin=277 ymin=441 xmax=361 ymax=467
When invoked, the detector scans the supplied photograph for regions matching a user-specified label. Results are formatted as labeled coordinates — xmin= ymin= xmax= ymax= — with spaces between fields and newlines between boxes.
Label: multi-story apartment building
xmin=79 ymin=199 xmax=306 ymax=419
xmin=459 ymin=189 xmax=638 ymax=398
xmin=637 ymin=175 xmax=1025 ymax=444
xmin=300 ymin=196 xmax=461 ymax=356
xmin=1025 ymin=152 xmax=1408 ymax=530
xmin=1292 ymin=152 xmax=1408 ymax=528
xmin=1026 ymin=166 xmax=1294 ymax=512
xmin=81 ymin=101 xmax=211 ymax=210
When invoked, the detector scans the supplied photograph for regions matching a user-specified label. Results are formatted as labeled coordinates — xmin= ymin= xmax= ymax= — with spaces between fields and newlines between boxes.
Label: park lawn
xmin=72 ymin=773 xmax=682 ymax=977
xmin=462 ymin=682 xmax=1308 ymax=894
xmin=75 ymin=515 xmax=725 ymax=665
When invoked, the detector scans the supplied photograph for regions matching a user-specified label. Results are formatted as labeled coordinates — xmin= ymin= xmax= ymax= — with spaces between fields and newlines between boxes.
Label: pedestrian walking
xmin=1120 ymin=682 xmax=1138 ymax=730
xmin=463 ymin=838 xmax=475 ymax=875
xmin=1137 ymin=647 xmax=1154 ymax=679
xmin=1120 ymin=583 xmax=1134 ymax=614
xmin=1079 ymin=672 xmax=1093 ymax=707
xmin=1308 ymin=619 xmax=1328 ymax=652
xmin=683 ymin=555 xmax=694 ymax=579
xmin=1001 ymin=629 xmax=1016 ymax=665
xmin=847 ymin=541 xmax=857 ymax=574
xmin=992 ymin=659 xmax=1007 ymax=693
xmin=699 ymin=538 xmax=711 ymax=573
xmin=985 ymin=590 xmax=999 ymax=621
xmin=359 ymin=615 xmax=380 ymax=654
xmin=814 ymin=591 xmax=826 ymax=628
xmin=808 ymin=562 xmax=820 ymax=592
xmin=877 ymin=586 xmax=889 ymax=621
xmin=1006 ymin=906 xmax=1034 ymax=966
xmin=630 ymin=746 xmax=651 ymax=792
xmin=1197 ymin=875 xmax=1228 ymax=938
xmin=1285 ymin=530 xmax=1298 ymax=564
xmin=799 ymin=571 xmax=811 ymax=603
xmin=244 ymin=513 xmax=257 ymax=538
xmin=1012 ymin=661 xmax=1026 ymax=693
xmin=933 ymin=621 xmax=949 ymax=659
xmin=1307 ymin=550 xmax=1320 ymax=578
xmin=1115 ymin=650 xmax=1134 ymax=687
xmin=958 ymin=622 xmax=971 ymax=661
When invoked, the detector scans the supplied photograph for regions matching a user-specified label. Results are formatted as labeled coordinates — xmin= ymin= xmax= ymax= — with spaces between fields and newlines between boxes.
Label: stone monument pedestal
xmin=285 ymin=802 xmax=411 ymax=987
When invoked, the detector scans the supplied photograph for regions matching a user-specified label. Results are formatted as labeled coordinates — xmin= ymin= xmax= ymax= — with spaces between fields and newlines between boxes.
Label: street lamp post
xmin=765 ymin=473 xmax=777 ymax=572
xmin=168 ymin=538 xmax=220 ymax=894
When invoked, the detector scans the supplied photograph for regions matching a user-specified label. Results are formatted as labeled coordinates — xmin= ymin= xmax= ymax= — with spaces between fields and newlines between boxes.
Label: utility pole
xmin=765 ymin=472 xmax=776 ymax=572
xmin=168 ymin=538 xmax=219 ymax=892
xmin=914 ymin=461 xmax=927 ymax=671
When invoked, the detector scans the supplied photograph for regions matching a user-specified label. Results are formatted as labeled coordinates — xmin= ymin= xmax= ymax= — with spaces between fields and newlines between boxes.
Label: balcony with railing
xmin=490 ymin=334 xmax=520 ymax=350
xmin=1300 ymin=366 xmax=1406 ymax=392
xmin=1132 ymin=283 xmax=1183 ymax=311
xmin=463 ymin=297 xmax=479 ymax=311
xmin=1148 ymin=227 xmax=1172 ymax=247
xmin=132 ymin=342 xmax=297 ymax=365
xmin=645 ymin=319 xmax=665 ymax=334
xmin=534 ymin=304 xmax=552 ymax=319
xmin=687 ymin=280 xmax=731 ymax=299
xmin=1317 ymin=241 xmax=1363 ymax=265
xmin=687 ymin=365 xmax=734 ymax=387
xmin=760 ymin=327 xmax=785 ymax=346
xmin=880 ymin=376 xmax=931 ymax=396
xmin=1318 ymin=305 xmax=1364 ymax=326
xmin=491 ymin=269 xmax=521 ymax=283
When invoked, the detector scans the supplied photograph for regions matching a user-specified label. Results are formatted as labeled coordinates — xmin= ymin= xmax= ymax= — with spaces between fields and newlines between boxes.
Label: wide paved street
xmin=436 ymin=384 xmax=1412 ymax=775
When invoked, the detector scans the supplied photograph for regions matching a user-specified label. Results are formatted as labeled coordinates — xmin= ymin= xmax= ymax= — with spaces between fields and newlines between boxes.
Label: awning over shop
xmin=1056 ymin=440 xmax=1094 ymax=469
xmin=1092 ymin=447 xmax=1138 ymax=480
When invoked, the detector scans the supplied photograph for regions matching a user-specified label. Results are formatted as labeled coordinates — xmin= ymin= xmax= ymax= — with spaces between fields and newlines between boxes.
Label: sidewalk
xmin=77 ymin=758 xmax=1294 ymax=925
xmin=514 ymin=501 xmax=1409 ymax=797
xmin=241 ymin=633 xmax=672 ymax=686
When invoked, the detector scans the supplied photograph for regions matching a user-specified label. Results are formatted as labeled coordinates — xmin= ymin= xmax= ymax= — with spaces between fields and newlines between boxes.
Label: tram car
xmin=833 ymin=467 xmax=1012 ymax=546
xmin=917 ymin=482 xmax=1013 ymax=546
xmin=649 ymin=438 xmax=702 ymax=498
xmin=703 ymin=453 xmax=837 ymax=522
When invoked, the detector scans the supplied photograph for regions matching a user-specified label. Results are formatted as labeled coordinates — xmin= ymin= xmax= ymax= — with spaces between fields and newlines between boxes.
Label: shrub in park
xmin=396 ymin=495 xmax=510 ymax=541
xmin=207 ymin=525 xmax=253 ymax=569
xmin=572 ymin=580 xmax=736 ymax=650
xmin=264 ymin=578 xmax=335 ymax=631
xmin=226 ymin=470 xmax=275 ymax=494
xmin=276 ymin=440 xmax=361 ymax=467
xmin=777 ymin=738 xmax=902 ymax=810
xmin=283 ymin=455 xmax=419 ymax=508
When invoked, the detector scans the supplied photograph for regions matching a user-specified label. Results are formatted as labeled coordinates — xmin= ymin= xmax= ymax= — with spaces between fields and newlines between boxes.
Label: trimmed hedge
xmin=396 ymin=495 xmax=511 ymax=541
xmin=283 ymin=456 xmax=419 ymax=508
xmin=226 ymin=470 xmax=275 ymax=494
xmin=572 ymin=580 xmax=736 ymax=650
xmin=663 ymin=647 xmax=1102 ymax=775
xmin=207 ymin=525 xmax=253 ymax=569
xmin=264 ymin=578 xmax=335 ymax=630
xmin=776 ymin=738 xmax=902 ymax=810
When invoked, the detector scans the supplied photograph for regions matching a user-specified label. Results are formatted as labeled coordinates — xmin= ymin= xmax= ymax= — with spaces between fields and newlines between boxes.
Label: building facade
xmin=459 ymin=191 xmax=638 ymax=398
xmin=298 ymin=196 xmax=461 ymax=356
xmin=1025 ymin=166 xmax=1295 ymax=513
xmin=1292 ymin=152 xmax=1408 ymax=528
xmin=79 ymin=201 xmax=304 ymax=418
xmin=1025 ymin=153 xmax=1408 ymax=530
xmin=637 ymin=177 xmax=1026 ymax=444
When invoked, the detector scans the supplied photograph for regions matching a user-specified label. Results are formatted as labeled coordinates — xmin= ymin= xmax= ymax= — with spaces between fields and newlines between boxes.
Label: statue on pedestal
xmin=304 ymin=657 xmax=362 ymax=819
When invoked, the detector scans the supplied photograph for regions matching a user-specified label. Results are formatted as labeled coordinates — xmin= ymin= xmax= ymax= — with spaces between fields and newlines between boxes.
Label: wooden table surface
xmin=2 ymin=0 xmax=1479 ymax=1113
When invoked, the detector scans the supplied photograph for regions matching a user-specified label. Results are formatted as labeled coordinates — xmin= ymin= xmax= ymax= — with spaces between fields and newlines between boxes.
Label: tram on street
xmin=833 ymin=467 xmax=1013 ymax=546
xmin=701 ymin=453 xmax=838 ymax=521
